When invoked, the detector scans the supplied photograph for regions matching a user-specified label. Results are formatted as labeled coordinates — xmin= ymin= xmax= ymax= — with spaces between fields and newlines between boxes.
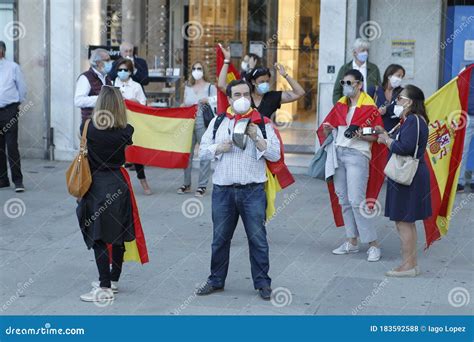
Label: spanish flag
xmin=216 ymin=45 xmax=240 ymax=113
xmin=317 ymin=92 xmax=388 ymax=227
xmin=423 ymin=64 xmax=473 ymax=248
xmin=124 ymin=100 xmax=197 ymax=168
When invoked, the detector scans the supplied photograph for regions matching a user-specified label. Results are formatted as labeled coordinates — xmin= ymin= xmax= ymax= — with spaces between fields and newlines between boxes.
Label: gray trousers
xmin=333 ymin=146 xmax=377 ymax=244
xmin=183 ymin=117 xmax=211 ymax=188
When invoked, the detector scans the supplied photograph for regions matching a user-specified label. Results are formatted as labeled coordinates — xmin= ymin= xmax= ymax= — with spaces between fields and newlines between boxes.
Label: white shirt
xmin=334 ymin=105 xmax=372 ymax=159
xmin=352 ymin=59 xmax=367 ymax=92
xmin=199 ymin=116 xmax=281 ymax=186
xmin=74 ymin=68 xmax=107 ymax=108
xmin=114 ymin=77 xmax=147 ymax=105
xmin=0 ymin=58 xmax=27 ymax=108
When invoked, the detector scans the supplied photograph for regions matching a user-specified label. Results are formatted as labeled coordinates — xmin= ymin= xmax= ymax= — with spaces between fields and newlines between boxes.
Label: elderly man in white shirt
xmin=195 ymin=79 xmax=280 ymax=301
xmin=0 ymin=41 xmax=27 ymax=192
xmin=74 ymin=48 xmax=113 ymax=124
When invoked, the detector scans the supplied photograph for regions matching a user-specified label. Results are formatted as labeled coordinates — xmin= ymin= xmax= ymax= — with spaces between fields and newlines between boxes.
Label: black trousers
xmin=0 ymin=103 xmax=23 ymax=185
xmin=93 ymin=240 xmax=125 ymax=288
xmin=134 ymin=164 xmax=146 ymax=180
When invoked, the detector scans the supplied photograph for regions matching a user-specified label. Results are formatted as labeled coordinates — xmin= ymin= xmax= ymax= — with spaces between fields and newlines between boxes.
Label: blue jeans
xmin=208 ymin=183 xmax=271 ymax=289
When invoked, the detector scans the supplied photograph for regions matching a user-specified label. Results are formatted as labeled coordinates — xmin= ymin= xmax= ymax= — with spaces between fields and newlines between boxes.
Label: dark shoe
xmin=457 ymin=184 xmax=465 ymax=193
xmin=195 ymin=282 xmax=224 ymax=296
xmin=470 ymin=183 xmax=474 ymax=191
xmin=14 ymin=183 xmax=25 ymax=193
xmin=258 ymin=287 xmax=272 ymax=301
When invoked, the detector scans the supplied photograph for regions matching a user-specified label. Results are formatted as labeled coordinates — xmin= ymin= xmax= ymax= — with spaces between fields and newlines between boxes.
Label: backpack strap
xmin=212 ymin=113 xmax=227 ymax=140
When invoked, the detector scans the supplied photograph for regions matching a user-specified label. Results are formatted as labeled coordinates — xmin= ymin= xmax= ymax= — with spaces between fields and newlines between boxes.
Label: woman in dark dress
xmin=217 ymin=45 xmax=305 ymax=119
xmin=77 ymin=86 xmax=141 ymax=303
xmin=377 ymin=85 xmax=432 ymax=277
xmin=368 ymin=64 xmax=405 ymax=132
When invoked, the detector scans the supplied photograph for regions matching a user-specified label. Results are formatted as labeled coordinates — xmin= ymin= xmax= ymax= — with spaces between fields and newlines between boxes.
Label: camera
xmin=362 ymin=127 xmax=376 ymax=135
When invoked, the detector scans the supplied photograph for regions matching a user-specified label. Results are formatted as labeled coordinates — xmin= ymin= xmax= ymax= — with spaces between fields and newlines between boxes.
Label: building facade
xmin=0 ymin=0 xmax=472 ymax=160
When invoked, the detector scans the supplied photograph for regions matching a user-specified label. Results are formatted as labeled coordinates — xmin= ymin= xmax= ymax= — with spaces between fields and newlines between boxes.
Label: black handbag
xmin=202 ymin=84 xmax=216 ymax=128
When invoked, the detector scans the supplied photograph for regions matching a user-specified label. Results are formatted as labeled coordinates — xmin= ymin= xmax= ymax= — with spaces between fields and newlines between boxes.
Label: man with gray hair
xmin=332 ymin=38 xmax=381 ymax=104
xmin=108 ymin=42 xmax=149 ymax=86
xmin=74 ymin=48 xmax=113 ymax=124
xmin=0 ymin=40 xmax=27 ymax=192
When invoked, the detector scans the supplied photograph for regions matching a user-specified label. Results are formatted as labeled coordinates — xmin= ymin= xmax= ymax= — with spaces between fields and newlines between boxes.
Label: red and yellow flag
xmin=423 ymin=64 xmax=473 ymax=248
xmin=124 ymin=100 xmax=197 ymax=168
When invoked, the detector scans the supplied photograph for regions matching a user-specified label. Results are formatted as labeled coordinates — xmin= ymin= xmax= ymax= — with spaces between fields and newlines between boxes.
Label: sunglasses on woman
xmin=192 ymin=67 xmax=203 ymax=71
xmin=117 ymin=68 xmax=129 ymax=72
xmin=397 ymin=95 xmax=410 ymax=101
xmin=340 ymin=80 xmax=359 ymax=86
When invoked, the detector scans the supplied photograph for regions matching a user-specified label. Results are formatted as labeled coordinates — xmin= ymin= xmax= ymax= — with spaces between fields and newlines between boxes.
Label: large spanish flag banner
xmin=423 ymin=64 xmax=473 ymax=248
xmin=124 ymin=100 xmax=197 ymax=168
xmin=216 ymin=44 xmax=240 ymax=113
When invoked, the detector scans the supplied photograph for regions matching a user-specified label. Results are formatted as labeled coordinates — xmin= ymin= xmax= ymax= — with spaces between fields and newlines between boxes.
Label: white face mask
xmin=393 ymin=104 xmax=406 ymax=118
xmin=192 ymin=70 xmax=203 ymax=80
xmin=232 ymin=97 xmax=251 ymax=114
xmin=389 ymin=75 xmax=403 ymax=88
xmin=241 ymin=61 xmax=249 ymax=71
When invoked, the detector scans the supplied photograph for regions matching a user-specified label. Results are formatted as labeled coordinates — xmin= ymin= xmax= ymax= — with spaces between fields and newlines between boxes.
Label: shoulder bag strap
xmin=413 ymin=115 xmax=420 ymax=159
xmin=80 ymin=119 xmax=91 ymax=153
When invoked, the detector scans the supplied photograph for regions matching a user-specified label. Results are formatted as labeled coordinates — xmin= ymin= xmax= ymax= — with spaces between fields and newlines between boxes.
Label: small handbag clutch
xmin=384 ymin=115 xmax=420 ymax=186
xmin=65 ymin=119 xmax=92 ymax=198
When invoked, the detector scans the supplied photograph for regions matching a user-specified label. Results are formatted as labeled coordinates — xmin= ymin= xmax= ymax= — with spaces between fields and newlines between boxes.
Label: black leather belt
xmin=218 ymin=182 xmax=263 ymax=189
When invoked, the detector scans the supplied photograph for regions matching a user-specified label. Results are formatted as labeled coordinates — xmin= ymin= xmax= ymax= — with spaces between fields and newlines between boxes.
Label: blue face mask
xmin=117 ymin=70 xmax=130 ymax=81
xmin=356 ymin=51 xmax=368 ymax=63
xmin=103 ymin=61 xmax=113 ymax=74
xmin=256 ymin=82 xmax=270 ymax=94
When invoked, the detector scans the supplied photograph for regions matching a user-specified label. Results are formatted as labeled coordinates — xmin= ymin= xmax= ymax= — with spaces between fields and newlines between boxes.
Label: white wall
xmin=369 ymin=0 xmax=443 ymax=98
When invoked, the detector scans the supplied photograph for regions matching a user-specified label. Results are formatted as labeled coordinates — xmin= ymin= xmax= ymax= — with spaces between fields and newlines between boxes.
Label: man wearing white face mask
xmin=74 ymin=48 xmax=113 ymax=125
xmin=333 ymin=38 xmax=381 ymax=104
xmin=196 ymin=79 xmax=281 ymax=300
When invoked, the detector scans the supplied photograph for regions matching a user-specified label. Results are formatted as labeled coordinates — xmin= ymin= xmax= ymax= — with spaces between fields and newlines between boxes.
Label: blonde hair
xmin=92 ymin=86 xmax=128 ymax=130
xmin=188 ymin=61 xmax=209 ymax=86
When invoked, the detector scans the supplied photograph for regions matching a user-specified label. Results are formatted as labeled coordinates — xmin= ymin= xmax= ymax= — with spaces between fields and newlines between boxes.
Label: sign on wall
xmin=391 ymin=40 xmax=415 ymax=79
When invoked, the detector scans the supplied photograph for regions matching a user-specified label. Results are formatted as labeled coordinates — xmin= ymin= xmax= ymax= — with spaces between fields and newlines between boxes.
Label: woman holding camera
xmin=319 ymin=69 xmax=386 ymax=262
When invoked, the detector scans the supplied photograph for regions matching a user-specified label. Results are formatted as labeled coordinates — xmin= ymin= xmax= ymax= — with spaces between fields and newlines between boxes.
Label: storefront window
xmin=185 ymin=0 xmax=320 ymax=147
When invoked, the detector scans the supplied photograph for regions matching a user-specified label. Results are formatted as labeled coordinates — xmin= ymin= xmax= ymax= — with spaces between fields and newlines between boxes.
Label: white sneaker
xmin=91 ymin=281 xmax=119 ymax=293
xmin=80 ymin=287 xmax=114 ymax=302
xmin=332 ymin=241 xmax=359 ymax=255
xmin=367 ymin=246 xmax=381 ymax=262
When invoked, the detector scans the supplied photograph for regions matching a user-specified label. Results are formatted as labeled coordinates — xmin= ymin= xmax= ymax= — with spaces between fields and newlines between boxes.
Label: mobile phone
xmin=362 ymin=127 xmax=376 ymax=135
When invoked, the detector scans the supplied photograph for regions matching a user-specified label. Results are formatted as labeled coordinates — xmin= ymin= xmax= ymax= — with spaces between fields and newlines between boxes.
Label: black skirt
xmin=76 ymin=169 xmax=135 ymax=249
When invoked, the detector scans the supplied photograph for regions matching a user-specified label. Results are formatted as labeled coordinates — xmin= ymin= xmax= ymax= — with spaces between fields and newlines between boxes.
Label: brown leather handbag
xmin=66 ymin=119 xmax=92 ymax=198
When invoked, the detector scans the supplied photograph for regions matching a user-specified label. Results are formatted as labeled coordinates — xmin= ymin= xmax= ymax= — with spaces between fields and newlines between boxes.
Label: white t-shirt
xmin=334 ymin=105 xmax=372 ymax=159
xmin=114 ymin=77 xmax=147 ymax=105
xmin=352 ymin=60 xmax=367 ymax=92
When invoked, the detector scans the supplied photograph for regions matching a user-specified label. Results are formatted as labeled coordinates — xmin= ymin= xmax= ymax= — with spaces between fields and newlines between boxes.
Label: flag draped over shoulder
xmin=107 ymin=168 xmax=149 ymax=264
xmin=223 ymin=107 xmax=295 ymax=220
xmin=316 ymin=92 xmax=388 ymax=227
xmin=423 ymin=64 xmax=473 ymax=248
xmin=216 ymin=45 xmax=240 ymax=113
xmin=124 ymin=100 xmax=197 ymax=168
